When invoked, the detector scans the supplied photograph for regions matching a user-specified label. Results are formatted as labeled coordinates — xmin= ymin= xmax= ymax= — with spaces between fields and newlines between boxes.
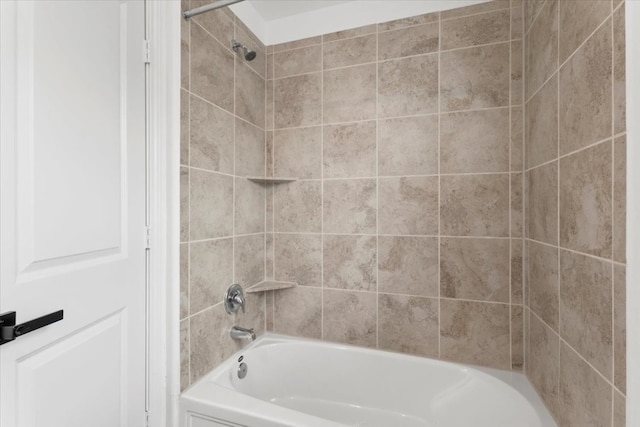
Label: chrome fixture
xmin=231 ymin=39 xmax=257 ymax=61
xmin=237 ymin=361 xmax=248 ymax=379
xmin=230 ymin=326 xmax=256 ymax=341
xmin=183 ymin=0 xmax=244 ymax=20
xmin=224 ymin=283 xmax=246 ymax=314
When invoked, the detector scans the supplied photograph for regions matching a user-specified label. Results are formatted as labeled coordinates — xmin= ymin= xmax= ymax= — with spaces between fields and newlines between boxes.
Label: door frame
xmin=146 ymin=1 xmax=181 ymax=425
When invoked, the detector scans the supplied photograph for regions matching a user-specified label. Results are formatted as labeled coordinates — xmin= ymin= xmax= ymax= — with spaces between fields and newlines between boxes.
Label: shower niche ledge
xmin=245 ymin=280 xmax=298 ymax=293
xmin=246 ymin=176 xmax=298 ymax=184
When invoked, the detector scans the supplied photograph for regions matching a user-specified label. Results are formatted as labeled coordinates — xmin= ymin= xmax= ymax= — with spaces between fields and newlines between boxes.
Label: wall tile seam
xmin=523 ymin=237 xmax=625 ymax=267
xmin=190 ymin=19 xmax=236 ymax=58
xmin=281 ymin=172 xmax=515 ymax=182
xmin=523 ymin=136 xmax=615 ymax=173
xmin=527 ymin=306 xmax=623 ymax=397
xmin=187 ymin=90 xmax=267 ymax=131
xmin=523 ymin=0 xmax=549 ymax=39
xmin=271 ymin=232 xmax=520 ymax=241
xmin=186 ymin=233 xmax=264 ymax=245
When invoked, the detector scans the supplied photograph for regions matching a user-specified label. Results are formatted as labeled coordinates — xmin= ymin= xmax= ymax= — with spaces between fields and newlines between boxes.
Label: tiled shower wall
xmin=523 ymin=0 xmax=626 ymax=425
xmin=263 ymin=0 xmax=526 ymax=371
xmin=179 ymin=2 xmax=269 ymax=390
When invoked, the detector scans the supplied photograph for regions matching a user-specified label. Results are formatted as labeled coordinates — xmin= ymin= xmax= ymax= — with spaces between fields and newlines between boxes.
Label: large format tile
xmin=525 ymin=75 xmax=558 ymax=169
xmin=560 ymin=250 xmax=613 ymax=379
xmin=614 ymin=135 xmax=626 ymax=263
xmin=614 ymin=265 xmax=626 ymax=393
xmin=323 ymin=24 xmax=376 ymax=43
xmin=440 ymin=238 xmax=510 ymax=303
xmin=559 ymin=0 xmax=610 ymax=63
xmin=190 ymin=95 xmax=234 ymax=173
xmin=526 ymin=161 xmax=558 ymax=245
xmin=378 ymin=294 xmax=439 ymax=357
xmin=378 ymin=55 xmax=439 ymax=118
xmin=180 ymin=320 xmax=189 ymax=391
xmin=180 ymin=167 xmax=189 ymax=242
xmin=323 ymin=235 xmax=377 ymax=292
xmin=189 ymin=170 xmax=233 ymax=240
xmin=511 ymin=173 xmax=523 ymax=237
xmin=323 ymin=121 xmax=376 ymax=178
xmin=559 ymin=142 xmax=612 ymax=258
xmin=440 ymin=174 xmax=510 ymax=237
xmin=378 ymin=23 xmax=439 ymax=60
xmin=236 ymin=61 xmax=265 ymax=128
xmin=274 ymin=73 xmax=321 ymax=128
xmin=527 ymin=312 xmax=560 ymax=417
xmin=378 ymin=115 xmax=438 ymax=177
xmin=189 ymin=238 xmax=233 ymax=313
xmin=190 ymin=0 xmax=234 ymax=47
xmin=440 ymin=300 xmax=510 ymax=369
xmin=614 ymin=5 xmax=626 ymax=134
xmin=274 ymin=44 xmax=322 ymax=78
xmin=440 ymin=108 xmax=510 ymax=173
xmin=273 ymin=287 xmax=322 ymax=338
xmin=441 ymin=0 xmax=509 ymax=20
xmin=235 ymin=118 xmax=265 ymax=177
xmin=511 ymin=106 xmax=523 ymax=171
xmin=323 ymin=290 xmax=377 ymax=347
xmin=525 ymin=0 xmax=558 ymax=99
xmin=234 ymin=234 xmax=265 ymax=288
xmin=324 ymin=34 xmax=377 ymax=69
xmin=180 ymin=89 xmax=189 ymax=164
xmin=273 ymin=181 xmax=322 ymax=233
xmin=273 ymin=126 xmax=322 ymax=179
xmin=527 ymin=241 xmax=559 ymax=331
xmin=441 ymin=10 xmax=510 ymax=50
xmin=378 ymin=11 xmax=438 ymax=32
xmin=234 ymin=179 xmax=265 ymax=235
xmin=511 ymin=40 xmax=523 ymax=105
xmin=511 ymin=305 xmax=523 ymax=370
xmin=180 ymin=244 xmax=189 ymax=319
xmin=323 ymin=64 xmax=376 ymax=123
xmin=511 ymin=239 xmax=523 ymax=303
xmin=190 ymin=304 xmax=234 ymax=382
xmin=378 ymin=236 xmax=438 ymax=297
xmin=378 ymin=176 xmax=438 ymax=235
xmin=615 ymin=391 xmax=626 ymax=427
xmin=440 ymin=43 xmax=509 ymax=112
xmin=274 ymin=233 xmax=322 ymax=287
xmin=323 ymin=179 xmax=377 ymax=234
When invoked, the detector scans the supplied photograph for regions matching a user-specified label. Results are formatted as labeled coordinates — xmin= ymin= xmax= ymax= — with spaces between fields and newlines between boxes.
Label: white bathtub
xmin=180 ymin=334 xmax=557 ymax=427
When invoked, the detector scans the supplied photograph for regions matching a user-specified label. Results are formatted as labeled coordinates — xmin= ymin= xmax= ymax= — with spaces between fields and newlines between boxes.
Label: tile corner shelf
xmin=245 ymin=280 xmax=298 ymax=293
xmin=246 ymin=176 xmax=298 ymax=184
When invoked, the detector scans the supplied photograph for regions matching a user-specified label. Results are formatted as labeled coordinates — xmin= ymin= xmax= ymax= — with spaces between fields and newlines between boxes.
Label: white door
xmin=0 ymin=1 xmax=148 ymax=426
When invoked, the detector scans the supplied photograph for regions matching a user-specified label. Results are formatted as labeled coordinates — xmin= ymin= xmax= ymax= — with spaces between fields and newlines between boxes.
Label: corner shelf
xmin=246 ymin=176 xmax=298 ymax=184
xmin=245 ymin=280 xmax=298 ymax=293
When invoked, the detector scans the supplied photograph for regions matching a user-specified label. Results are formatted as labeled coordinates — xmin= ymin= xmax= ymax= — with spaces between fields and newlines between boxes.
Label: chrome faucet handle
xmin=224 ymin=284 xmax=246 ymax=314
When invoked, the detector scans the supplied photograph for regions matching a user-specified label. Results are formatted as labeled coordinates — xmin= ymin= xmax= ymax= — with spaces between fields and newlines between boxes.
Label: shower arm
xmin=183 ymin=0 xmax=245 ymax=20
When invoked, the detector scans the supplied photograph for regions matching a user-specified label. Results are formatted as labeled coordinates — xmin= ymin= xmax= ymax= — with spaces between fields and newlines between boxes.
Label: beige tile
xmin=323 ymin=24 xmax=377 ymax=43
xmin=180 ymin=319 xmax=189 ymax=392
xmin=323 ymin=179 xmax=377 ymax=234
xmin=511 ymin=239 xmax=523 ymax=304
xmin=378 ymin=294 xmax=439 ymax=357
xmin=559 ymin=0 xmax=611 ymax=63
xmin=189 ymin=238 xmax=233 ymax=313
xmin=181 ymin=19 xmax=189 ymax=90
xmin=511 ymin=106 xmax=524 ymax=171
xmin=378 ymin=115 xmax=439 ymax=176
xmin=512 ymin=305 xmax=524 ymax=370
xmin=190 ymin=23 xmax=234 ymax=112
xmin=525 ymin=0 xmax=558 ymax=99
xmin=323 ymin=290 xmax=377 ymax=347
xmin=266 ymin=186 xmax=273 ymax=231
xmin=378 ymin=54 xmax=439 ymax=118
xmin=274 ymin=233 xmax=322 ymax=287
xmin=324 ymin=64 xmax=376 ymax=124
xmin=614 ymin=5 xmax=626 ymax=134
xmin=524 ymin=0 xmax=546 ymax=34
xmin=440 ymin=43 xmax=510 ymax=112
xmin=559 ymin=142 xmax=612 ymax=258
xmin=526 ymin=161 xmax=558 ymax=245
xmin=378 ymin=236 xmax=439 ymax=297
xmin=440 ymin=108 xmax=510 ymax=173
xmin=614 ymin=265 xmax=626 ymax=393
xmin=180 ymin=167 xmax=189 ymax=242
xmin=511 ymin=40 xmax=523 ymax=105
xmin=190 ymin=0 xmax=234 ymax=48
xmin=440 ymin=237 xmax=510 ymax=303
xmin=234 ymin=291 xmax=265 ymax=337
xmin=180 ymin=243 xmax=189 ymax=320
xmin=527 ymin=312 xmax=560 ymax=417
xmin=323 ymin=235 xmax=377 ymax=292
xmin=527 ymin=240 xmax=559 ymax=331
xmin=273 ymin=286 xmax=322 ymax=338
xmin=323 ymin=34 xmax=377 ymax=69
xmin=265 ymin=290 xmax=274 ymax=330
xmin=440 ymin=300 xmax=510 ymax=369
xmin=234 ymin=23 xmax=266 ymax=79
xmin=234 ymin=234 xmax=265 ymax=287
xmin=525 ymin=74 xmax=558 ymax=169
xmin=235 ymin=62 xmax=265 ymax=129
xmin=323 ymin=121 xmax=376 ymax=178
xmin=614 ymin=135 xmax=626 ymax=263
xmin=266 ymin=80 xmax=274 ymax=130
xmin=235 ymin=119 xmax=265 ymax=177
xmin=512 ymin=173 xmax=523 ymax=237
xmin=266 ymin=53 xmax=274 ymax=80
xmin=560 ymin=250 xmax=612 ymax=379
xmin=274 ymin=73 xmax=321 ymax=128
xmin=378 ymin=11 xmax=439 ymax=32
xmin=511 ymin=4 xmax=524 ymax=39
xmin=190 ymin=95 xmax=234 ymax=174
xmin=378 ymin=23 xmax=439 ymax=60
xmin=190 ymin=304 xmax=234 ymax=382
xmin=441 ymin=0 xmax=509 ymax=20
xmin=614 ymin=390 xmax=626 ymax=427
xmin=441 ymin=10 xmax=510 ymax=50
xmin=273 ymin=126 xmax=322 ymax=179
xmin=265 ymin=233 xmax=274 ymax=279
xmin=266 ymin=131 xmax=274 ymax=176
xmin=378 ymin=176 xmax=439 ymax=235
xmin=558 ymin=343 xmax=613 ymax=427
xmin=180 ymin=89 xmax=189 ymax=165
xmin=273 ymin=35 xmax=322 ymax=53
xmin=440 ymin=174 xmax=510 ymax=237
xmin=274 ymin=44 xmax=322 ymax=78
xmin=559 ymin=20 xmax=612 ymax=155
xmin=273 ymin=181 xmax=322 ymax=233
xmin=190 ymin=170 xmax=233 ymax=240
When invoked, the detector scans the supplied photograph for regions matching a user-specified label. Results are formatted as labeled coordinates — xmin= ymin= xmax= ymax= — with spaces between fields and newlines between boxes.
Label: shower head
xmin=231 ymin=39 xmax=256 ymax=61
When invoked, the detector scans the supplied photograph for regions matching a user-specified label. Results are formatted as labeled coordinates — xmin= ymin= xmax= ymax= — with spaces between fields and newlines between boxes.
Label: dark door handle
xmin=0 ymin=310 xmax=64 ymax=345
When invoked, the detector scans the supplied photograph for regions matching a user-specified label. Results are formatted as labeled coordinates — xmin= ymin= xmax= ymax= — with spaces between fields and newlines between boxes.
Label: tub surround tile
xmin=189 ymin=170 xmax=233 ymax=240
xmin=378 ymin=23 xmax=439 ymax=60
xmin=510 ymin=106 xmax=523 ymax=171
xmin=378 ymin=11 xmax=438 ymax=32
xmin=614 ymin=5 xmax=626 ymax=134
xmin=323 ymin=64 xmax=376 ymax=124
xmin=273 ymin=287 xmax=322 ymax=339
xmin=440 ymin=300 xmax=510 ymax=370
xmin=323 ymin=121 xmax=376 ymax=179
xmin=378 ymin=294 xmax=439 ymax=357
xmin=189 ymin=238 xmax=233 ymax=314
xmin=511 ymin=239 xmax=523 ymax=304
xmin=180 ymin=244 xmax=189 ymax=320
xmin=527 ymin=241 xmax=559 ymax=331
xmin=190 ymin=0 xmax=234 ymax=47
xmin=511 ymin=305 xmax=524 ymax=371
xmin=323 ymin=290 xmax=377 ymax=348
xmin=234 ymin=234 xmax=265 ymax=288
xmin=324 ymin=35 xmax=377 ymax=69
xmin=323 ymin=24 xmax=377 ymax=43
xmin=511 ymin=40 xmax=523 ymax=105
xmin=559 ymin=0 xmax=611 ymax=64
xmin=235 ymin=118 xmax=265 ymax=177
xmin=614 ymin=265 xmax=626 ymax=393
xmin=323 ymin=235 xmax=377 ymax=292
xmin=180 ymin=320 xmax=190 ymax=391
xmin=511 ymin=173 xmax=523 ymax=237
xmin=614 ymin=135 xmax=626 ymax=263
xmin=614 ymin=391 xmax=626 ymax=427
xmin=527 ymin=312 xmax=560 ymax=417
xmin=511 ymin=3 xmax=523 ymax=42
xmin=234 ymin=23 xmax=266 ymax=78
xmin=378 ymin=176 xmax=439 ymax=236
xmin=273 ymin=126 xmax=322 ymax=179
xmin=190 ymin=95 xmax=234 ymax=174
xmin=273 ymin=44 xmax=322 ymax=78
xmin=526 ymin=161 xmax=558 ymax=245
xmin=525 ymin=0 xmax=558 ymax=99
xmin=273 ymin=35 xmax=322 ymax=53
xmin=234 ymin=177 xmax=265 ymax=235
xmin=235 ymin=62 xmax=265 ymax=129
xmin=378 ymin=236 xmax=439 ymax=297
xmin=180 ymin=89 xmax=189 ymax=165
xmin=323 ymin=179 xmax=377 ymax=234
xmin=274 ymin=73 xmax=321 ymax=129
xmin=274 ymin=233 xmax=322 ymax=287
xmin=274 ymin=181 xmax=322 ymax=233
xmin=234 ymin=291 xmax=266 ymax=338
xmin=181 ymin=19 xmax=190 ymax=90
xmin=524 ymin=0 xmax=546 ymax=34
xmin=180 ymin=167 xmax=189 ymax=242
xmin=190 ymin=304 xmax=235 ymax=383
xmin=441 ymin=0 xmax=509 ymax=21
xmin=525 ymin=75 xmax=558 ymax=169
xmin=441 ymin=10 xmax=510 ymax=50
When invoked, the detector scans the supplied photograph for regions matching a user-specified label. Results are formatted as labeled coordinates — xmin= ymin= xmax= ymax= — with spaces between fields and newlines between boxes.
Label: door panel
xmin=1 ymin=1 xmax=147 ymax=426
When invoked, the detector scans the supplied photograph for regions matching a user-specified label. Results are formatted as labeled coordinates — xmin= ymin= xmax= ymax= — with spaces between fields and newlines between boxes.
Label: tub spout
xmin=230 ymin=326 xmax=256 ymax=341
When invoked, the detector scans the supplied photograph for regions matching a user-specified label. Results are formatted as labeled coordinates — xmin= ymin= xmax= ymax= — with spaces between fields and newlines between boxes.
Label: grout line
xmin=437 ymin=13 xmax=442 ymax=360
xmin=555 ymin=5 xmax=561 ymax=406
xmin=524 ymin=136 xmax=614 ymax=173
xmin=610 ymin=13 xmax=616 ymax=414
xmin=320 ymin=37 xmax=325 ymax=341
xmin=523 ymin=0 xmax=548 ymax=39
xmin=508 ymin=0 xmax=513 ymax=369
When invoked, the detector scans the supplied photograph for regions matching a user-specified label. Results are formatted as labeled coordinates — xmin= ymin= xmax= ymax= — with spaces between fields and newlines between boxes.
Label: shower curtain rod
xmin=183 ymin=0 xmax=245 ymax=19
